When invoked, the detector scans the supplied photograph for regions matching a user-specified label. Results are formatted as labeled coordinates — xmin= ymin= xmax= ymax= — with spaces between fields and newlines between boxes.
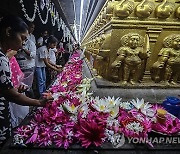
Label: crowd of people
xmin=0 ymin=15 xmax=80 ymax=147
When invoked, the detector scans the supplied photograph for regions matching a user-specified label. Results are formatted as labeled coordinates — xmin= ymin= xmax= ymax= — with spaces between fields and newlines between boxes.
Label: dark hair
xmin=27 ymin=22 xmax=35 ymax=27
xmin=0 ymin=15 xmax=28 ymax=42
xmin=47 ymin=35 xmax=58 ymax=45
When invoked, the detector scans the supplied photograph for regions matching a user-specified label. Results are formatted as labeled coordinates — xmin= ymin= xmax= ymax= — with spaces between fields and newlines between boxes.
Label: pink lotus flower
xmin=26 ymin=126 xmax=38 ymax=144
xmin=15 ymin=125 xmax=34 ymax=138
xmin=53 ymin=127 xmax=74 ymax=149
xmin=86 ymin=111 xmax=109 ymax=127
xmin=37 ymin=126 xmax=52 ymax=147
xmin=34 ymin=113 xmax=43 ymax=123
xmin=76 ymin=119 xmax=106 ymax=148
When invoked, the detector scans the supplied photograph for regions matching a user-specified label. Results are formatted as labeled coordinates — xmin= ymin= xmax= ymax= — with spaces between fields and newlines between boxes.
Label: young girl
xmin=35 ymin=35 xmax=62 ymax=95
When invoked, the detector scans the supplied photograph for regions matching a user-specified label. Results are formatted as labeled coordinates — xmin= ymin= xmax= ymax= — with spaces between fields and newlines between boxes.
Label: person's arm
xmin=1 ymin=88 xmax=44 ymax=106
xmin=43 ymin=58 xmax=61 ymax=72
xmin=47 ymin=59 xmax=62 ymax=69
xmin=23 ymin=41 xmax=36 ymax=59
xmin=0 ymin=56 xmax=50 ymax=106
xmin=6 ymin=50 xmax=17 ymax=59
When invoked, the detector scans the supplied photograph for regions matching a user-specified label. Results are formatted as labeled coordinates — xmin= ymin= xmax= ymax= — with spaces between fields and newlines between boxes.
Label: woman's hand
xmin=56 ymin=68 xmax=62 ymax=72
xmin=39 ymin=92 xmax=54 ymax=106
xmin=56 ymin=65 xmax=62 ymax=69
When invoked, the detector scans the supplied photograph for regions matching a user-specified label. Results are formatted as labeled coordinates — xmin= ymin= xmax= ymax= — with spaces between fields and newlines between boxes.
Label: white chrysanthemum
xmin=126 ymin=122 xmax=144 ymax=134
xmin=106 ymin=119 xmax=120 ymax=128
xmin=119 ymin=101 xmax=133 ymax=110
xmin=79 ymin=103 xmax=90 ymax=118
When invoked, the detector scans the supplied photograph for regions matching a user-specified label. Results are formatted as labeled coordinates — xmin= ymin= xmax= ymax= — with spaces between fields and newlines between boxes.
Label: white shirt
xmin=16 ymin=39 xmax=36 ymax=70
xmin=49 ymin=48 xmax=57 ymax=64
xmin=27 ymin=34 xmax=36 ymax=44
xmin=35 ymin=46 xmax=49 ymax=67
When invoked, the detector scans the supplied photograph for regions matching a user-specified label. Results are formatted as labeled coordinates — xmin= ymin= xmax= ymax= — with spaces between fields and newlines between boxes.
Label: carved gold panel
xmin=81 ymin=0 xmax=180 ymax=87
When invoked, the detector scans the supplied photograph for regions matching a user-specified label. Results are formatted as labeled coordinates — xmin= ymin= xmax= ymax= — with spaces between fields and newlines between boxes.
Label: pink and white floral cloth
xmin=9 ymin=56 xmax=29 ymax=128
xmin=9 ymin=56 xmax=24 ymax=88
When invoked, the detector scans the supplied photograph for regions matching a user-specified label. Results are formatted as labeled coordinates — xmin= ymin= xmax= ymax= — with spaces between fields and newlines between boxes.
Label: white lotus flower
xmin=109 ymin=107 xmax=119 ymax=119
xmin=104 ymin=97 xmax=122 ymax=118
xmin=62 ymin=100 xmax=79 ymax=114
xmin=92 ymin=97 xmax=110 ymax=113
xmin=93 ymin=96 xmax=101 ymax=103
xmin=130 ymin=98 xmax=145 ymax=110
xmin=92 ymin=97 xmax=121 ymax=118
xmin=130 ymin=98 xmax=155 ymax=117
xmin=104 ymin=96 xmax=122 ymax=108
xmin=141 ymin=103 xmax=156 ymax=117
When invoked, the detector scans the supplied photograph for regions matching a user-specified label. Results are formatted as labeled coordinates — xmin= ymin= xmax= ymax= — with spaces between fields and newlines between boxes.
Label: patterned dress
xmin=0 ymin=49 xmax=13 ymax=147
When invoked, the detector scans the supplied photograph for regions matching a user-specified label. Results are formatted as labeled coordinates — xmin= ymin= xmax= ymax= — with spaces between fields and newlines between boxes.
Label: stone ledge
xmin=83 ymin=59 xmax=180 ymax=103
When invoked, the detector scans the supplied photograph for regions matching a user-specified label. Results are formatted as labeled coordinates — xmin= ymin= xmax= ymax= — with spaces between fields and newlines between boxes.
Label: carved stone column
xmin=142 ymin=27 xmax=162 ymax=83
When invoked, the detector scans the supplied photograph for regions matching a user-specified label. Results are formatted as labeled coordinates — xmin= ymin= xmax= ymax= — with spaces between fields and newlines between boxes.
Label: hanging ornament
xmin=19 ymin=0 xmax=70 ymax=33
xmin=50 ymin=2 xmax=56 ymax=26
xmin=19 ymin=0 xmax=37 ymax=22
xmin=45 ymin=0 xmax=50 ymax=8
xmin=63 ymin=26 xmax=66 ymax=42
xmin=40 ymin=0 xmax=45 ymax=10
xmin=37 ymin=4 xmax=49 ymax=24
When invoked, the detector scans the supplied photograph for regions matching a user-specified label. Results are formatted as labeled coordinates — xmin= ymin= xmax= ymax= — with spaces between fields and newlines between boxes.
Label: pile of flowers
xmin=14 ymin=51 xmax=180 ymax=148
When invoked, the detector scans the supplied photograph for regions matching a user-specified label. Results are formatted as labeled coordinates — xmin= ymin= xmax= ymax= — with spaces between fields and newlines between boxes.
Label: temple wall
xmin=82 ymin=0 xmax=180 ymax=88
